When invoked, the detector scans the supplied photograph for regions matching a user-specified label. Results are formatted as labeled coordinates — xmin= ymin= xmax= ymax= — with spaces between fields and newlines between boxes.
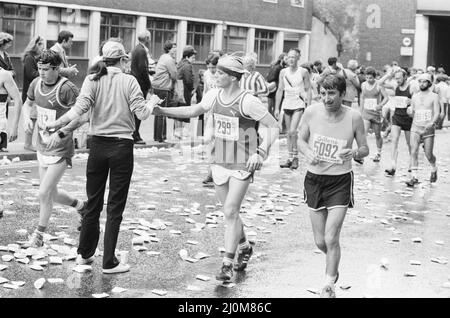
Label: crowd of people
xmin=0 ymin=28 xmax=448 ymax=298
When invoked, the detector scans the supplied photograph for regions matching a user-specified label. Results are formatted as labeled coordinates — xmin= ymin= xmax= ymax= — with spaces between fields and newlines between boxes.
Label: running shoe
xmin=373 ymin=153 xmax=381 ymax=163
xmin=430 ymin=171 xmax=437 ymax=183
xmin=385 ymin=169 xmax=396 ymax=176
xmin=234 ymin=246 xmax=253 ymax=271
xmin=280 ymin=159 xmax=292 ymax=169
xmin=76 ymin=254 xmax=95 ymax=265
xmin=27 ymin=230 xmax=44 ymax=248
xmin=290 ymin=157 xmax=299 ymax=170
xmin=103 ymin=263 xmax=130 ymax=274
xmin=216 ymin=263 xmax=233 ymax=281
xmin=353 ymin=157 xmax=364 ymax=165
xmin=202 ymin=175 xmax=213 ymax=184
xmin=405 ymin=177 xmax=419 ymax=187
xmin=320 ymin=285 xmax=336 ymax=298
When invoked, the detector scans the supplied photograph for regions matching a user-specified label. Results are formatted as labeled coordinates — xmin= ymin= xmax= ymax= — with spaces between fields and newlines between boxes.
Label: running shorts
xmin=392 ymin=114 xmax=413 ymax=131
xmin=211 ymin=164 xmax=253 ymax=186
xmin=362 ymin=110 xmax=383 ymax=124
xmin=303 ymin=171 xmax=354 ymax=211
xmin=411 ymin=124 xmax=435 ymax=141
xmin=284 ymin=108 xmax=304 ymax=116
xmin=37 ymin=152 xmax=72 ymax=169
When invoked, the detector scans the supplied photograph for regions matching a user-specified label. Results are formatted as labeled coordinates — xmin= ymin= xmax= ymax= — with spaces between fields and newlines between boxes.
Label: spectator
xmin=50 ymin=30 xmax=79 ymax=78
xmin=0 ymin=32 xmax=14 ymax=76
xmin=21 ymin=35 xmax=45 ymax=152
xmin=175 ymin=45 xmax=197 ymax=139
xmin=0 ymin=68 xmax=22 ymax=152
xmin=152 ymin=40 xmax=177 ymax=142
xmin=131 ymin=31 xmax=152 ymax=145
xmin=195 ymin=69 xmax=205 ymax=104
xmin=266 ymin=53 xmax=287 ymax=116
xmin=240 ymin=53 xmax=269 ymax=100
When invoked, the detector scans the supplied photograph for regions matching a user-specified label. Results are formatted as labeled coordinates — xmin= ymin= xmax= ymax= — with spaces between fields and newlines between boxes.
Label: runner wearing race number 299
xmin=298 ymin=74 xmax=369 ymax=298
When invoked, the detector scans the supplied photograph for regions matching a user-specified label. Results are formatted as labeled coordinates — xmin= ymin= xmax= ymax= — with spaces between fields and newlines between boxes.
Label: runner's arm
xmin=255 ymin=113 xmax=279 ymax=159
xmin=379 ymin=87 xmax=389 ymax=108
xmin=432 ymin=94 xmax=441 ymax=126
xmin=4 ymin=72 xmax=23 ymax=141
xmin=274 ymin=70 xmax=285 ymax=115
xmin=153 ymin=89 xmax=216 ymax=118
xmin=352 ymin=112 xmax=369 ymax=160
xmin=297 ymin=108 xmax=319 ymax=164
xmin=302 ymin=69 xmax=312 ymax=106
xmin=378 ymin=73 xmax=395 ymax=90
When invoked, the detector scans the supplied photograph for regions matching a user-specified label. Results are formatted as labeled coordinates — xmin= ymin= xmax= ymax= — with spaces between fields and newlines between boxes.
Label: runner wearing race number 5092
xmin=298 ymin=74 xmax=369 ymax=298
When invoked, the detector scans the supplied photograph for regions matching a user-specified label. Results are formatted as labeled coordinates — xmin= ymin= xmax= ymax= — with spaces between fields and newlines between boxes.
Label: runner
xmin=275 ymin=48 xmax=311 ymax=170
xmin=0 ymin=68 xmax=22 ymax=150
xmin=152 ymin=55 xmax=279 ymax=282
xmin=46 ymin=41 xmax=162 ymax=274
xmin=379 ymin=68 xmax=414 ymax=176
xmin=360 ymin=67 xmax=388 ymax=162
xmin=298 ymin=74 xmax=369 ymax=298
xmin=22 ymin=50 xmax=86 ymax=247
xmin=406 ymin=73 xmax=440 ymax=187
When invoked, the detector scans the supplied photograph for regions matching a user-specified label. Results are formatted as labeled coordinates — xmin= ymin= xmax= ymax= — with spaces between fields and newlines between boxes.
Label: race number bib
xmin=414 ymin=109 xmax=432 ymax=125
xmin=364 ymin=98 xmax=378 ymax=111
xmin=36 ymin=106 xmax=56 ymax=144
xmin=394 ymin=96 xmax=408 ymax=109
xmin=214 ymin=113 xmax=239 ymax=141
xmin=312 ymin=134 xmax=347 ymax=164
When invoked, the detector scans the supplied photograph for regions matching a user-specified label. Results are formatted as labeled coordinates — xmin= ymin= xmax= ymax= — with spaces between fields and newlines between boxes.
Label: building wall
xmin=309 ymin=16 xmax=338 ymax=64
xmin=35 ymin=0 xmax=313 ymax=31
xmin=313 ymin=0 xmax=416 ymax=70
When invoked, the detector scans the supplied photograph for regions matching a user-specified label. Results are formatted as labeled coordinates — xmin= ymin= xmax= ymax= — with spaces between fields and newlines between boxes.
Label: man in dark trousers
xmin=131 ymin=31 xmax=152 ymax=144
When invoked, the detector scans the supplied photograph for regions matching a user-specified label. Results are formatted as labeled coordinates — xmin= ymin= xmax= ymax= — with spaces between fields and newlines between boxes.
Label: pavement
xmin=1 ymin=129 xmax=450 ymax=298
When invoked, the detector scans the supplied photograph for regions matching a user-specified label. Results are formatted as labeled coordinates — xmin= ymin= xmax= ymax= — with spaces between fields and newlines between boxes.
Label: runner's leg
xmin=324 ymin=206 xmax=347 ymax=281
xmin=309 ymin=208 xmax=328 ymax=254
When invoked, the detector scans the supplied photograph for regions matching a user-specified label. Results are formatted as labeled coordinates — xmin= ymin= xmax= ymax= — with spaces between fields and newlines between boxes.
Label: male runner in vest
xmin=360 ymin=67 xmax=388 ymax=162
xmin=298 ymin=74 xmax=369 ymax=298
xmin=406 ymin=73 xmax=440 ymax=187
xmin=275 ymin=48 xmax=311 ymax=170
xmin=379 ymin=68 xmax=414 ymax=176
xmin=22 ymin=50 xmax=86 ymax=247
xmin=152 ymin=55 xmax=279 ymax=282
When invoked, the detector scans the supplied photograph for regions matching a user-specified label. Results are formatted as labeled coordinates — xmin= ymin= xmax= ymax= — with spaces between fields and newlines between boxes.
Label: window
xmin=147 ymin=18 xmax=177 ymax=59
xmin=100 ymin=13 xmax=136 ymax=52
xmin=283 ymin=32 xmax=300 ymax=53
xmin=223 ymin=26 xmax=247 ymax=54
xmin=254 ymin=29 xmax=275 ymax=65
xmin=263 ymin=0 xmax=278 ymax=3
xmin=290 ymin=0 xmax=304 ymax=8
xmin=0 ymin=3 xmax=35 ymax=55
xmin=187 ymin=22 xmax=214 ymax=61
xmin=47 ymin=7 xmax=89 ymax=58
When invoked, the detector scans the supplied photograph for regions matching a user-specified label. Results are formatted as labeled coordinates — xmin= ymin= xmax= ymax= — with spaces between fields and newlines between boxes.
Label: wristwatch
xmin=57 ymin=130 xmax=66 ymax=139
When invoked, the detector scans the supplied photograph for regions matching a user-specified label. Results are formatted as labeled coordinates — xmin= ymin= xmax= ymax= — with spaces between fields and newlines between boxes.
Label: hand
xmin=69 ymin=65 xmax=79 ymax=76
xmin=274 ymin=109 xmax=280 ymax=120
xmin=246 ymin=153 xmax=264 ymax=173
xmin=406 ymin=107 xmax=413 ymax=116
xmin=46 ymin=132 xmax=62 ymax=150
xmin=376 ymin=104 xmax=383 ymax=111
xmin=149 ymin=94 xmax=163 ymax=106
xmin=43 ymin=120 xmax=58 ymax=132
xmin=337 ymin=148 xmax=354 ymax=162
xmin=152 ymin=105 xmax=162 ymax=116
xmin=425 ymin=123 xmax=434 ymax=131
xmin=304 ymin=148 xmax=320 ymax=165
xmin=24 ymin=119 xmax=35 ymax=135
xmin=8 ymin=126 xmax=18 ymax=142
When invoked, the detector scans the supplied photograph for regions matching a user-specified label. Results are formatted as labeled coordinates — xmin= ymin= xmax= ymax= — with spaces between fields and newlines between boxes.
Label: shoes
xmin=27 ymin=230 xmax=44 ymax=248
xmin=385 ymin=169 xmax=396 ymax=176
xmin=215 ymin=263 xmax=233 ymax=281
xmin=373 ymin=153 xmax=381 ymax=163
xmin=202 ymin=175 xmax=213 ymax=184
xmin=353 ymin=157 xmax=364 ymax=165
xmin=280 ymin=159 xmax=292 ymax=169
xmin=76 ymin=254 xmax=95 ymax=265
xmin=24 ymin=145 xmax=36 ymax=152
xmin=430 ymin=171 xmax=437 ymax=183
xmin=134 ymin=139 xmax=146 ymax=145
xmin=103 ymin=262 xmax=130 ymax=274
xmin=234 ymin=246 xmax=253 ymax=271
xmin=320 ymin=285 xmax=336 ymax=298
xmin=290 ymin=157 xmax=299 ymax=170
xmin=406 ymin=177 xmax=419 ymax=187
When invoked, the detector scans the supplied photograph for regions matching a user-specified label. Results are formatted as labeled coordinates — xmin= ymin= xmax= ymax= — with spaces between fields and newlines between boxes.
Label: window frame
xmin=146 ymin=17 xmax=177 ymax=59
xmin=0 ymin=3 xmax=35 ymax=56
xmin=100 ymin=12 xmax=136 ymax=52
xmin=187 ymin=21 xmax=215 ymax=62
xmin=47 ymin=7 xmax=90 ymax=58
xmin=223 ymin=25 xmax=247 ymax=54
xmin=254 ymin=29 xmax=276 ymax=65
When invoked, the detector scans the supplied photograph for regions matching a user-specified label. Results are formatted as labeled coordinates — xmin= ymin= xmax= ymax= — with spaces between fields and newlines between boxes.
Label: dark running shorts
xmin=392 ymin=111 xmax=413 ymax=131
xmin=283 ymin=108 xmax=304 ymax=116
xmin=303 ymin=171 xmax=354 ymax=211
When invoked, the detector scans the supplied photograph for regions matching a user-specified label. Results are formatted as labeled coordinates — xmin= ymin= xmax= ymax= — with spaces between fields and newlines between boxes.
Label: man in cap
xmin=152 ymin=55 xmax=279 ymax=282
xmin=406 ymin=73 xmax=440 ymax=187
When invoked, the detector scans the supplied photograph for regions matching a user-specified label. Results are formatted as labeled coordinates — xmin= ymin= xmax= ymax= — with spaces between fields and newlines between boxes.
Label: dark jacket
xmin=0 ymin=51 xmax=15 ymax=76
xmin=22 ymin=53 xmax=39 ymax=102
xmin=177 ymin=58 xmax=195 ymax=105
xmin=266 ymin=63 xmax=284 ymax=99
xmin=131 ymin=43 xmax=151 ymax=96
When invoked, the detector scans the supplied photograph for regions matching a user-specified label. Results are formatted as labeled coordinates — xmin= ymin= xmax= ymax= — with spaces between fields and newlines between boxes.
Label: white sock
xmin=325 ymin=275 xmax=337 ymax=288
